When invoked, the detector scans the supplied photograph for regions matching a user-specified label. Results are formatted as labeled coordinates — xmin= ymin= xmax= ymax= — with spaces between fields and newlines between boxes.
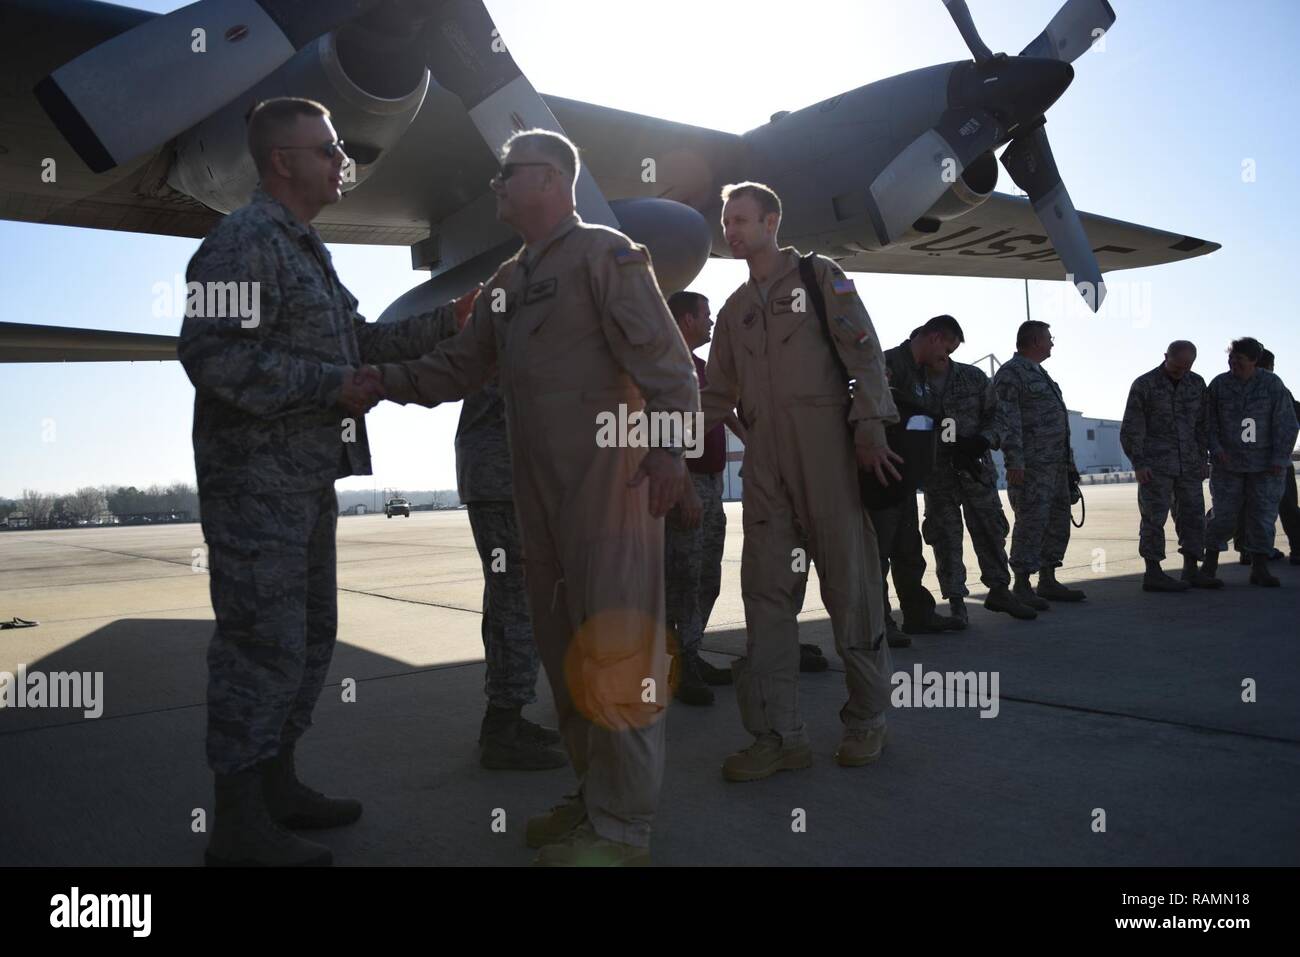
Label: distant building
xmin=4 ymin=511 xmax=32 ymax=529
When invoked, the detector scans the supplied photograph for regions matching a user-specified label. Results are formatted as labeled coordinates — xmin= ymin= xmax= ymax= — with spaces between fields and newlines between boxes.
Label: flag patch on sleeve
xmin=832 ymin=277 xmax=856 ymax=295
xmin=615 ymin=248 xmax=648 ymax=266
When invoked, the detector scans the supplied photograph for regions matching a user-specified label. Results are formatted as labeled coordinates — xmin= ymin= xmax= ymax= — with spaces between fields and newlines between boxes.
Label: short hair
xmin=721 ymin=182 xmax=782 ymax=221
xmin=1260 ymin=348 xmax=1275 ymax=370
xmin=1229 ymin=337 xmax=1264 ymax=362
xmin=248 ymin=97 xmax=329 ymax=174
xmin=667 ymin=291 xmax=707 ymax=321
xmin=918 ymin=314 xmax=964 ymax=343
xmin=503 ymin=128 xmax=579 ymax=183
xmin=1166 ymin=340 xmax=1197 ymax=357
xmin=1017 ymin=320 xmax=1052 ymax=350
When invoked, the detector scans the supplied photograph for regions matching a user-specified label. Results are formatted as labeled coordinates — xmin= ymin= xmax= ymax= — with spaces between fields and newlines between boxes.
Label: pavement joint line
xmin=0 ymin=659 xmax=485 ymax=738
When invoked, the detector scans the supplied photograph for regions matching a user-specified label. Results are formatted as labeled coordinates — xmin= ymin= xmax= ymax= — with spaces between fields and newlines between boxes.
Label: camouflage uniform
xmin=1204 ymin=369 xmax=1299 ymax=555
xmin=873 ymin=341 xmax=940 ymax=622
xmin=458 ymin=383 xmax=543 ymax=710
xmin=922 ymin=361 xmax=1012 ymax=597
xmin=664 ymin=354 xmax=728 ymax=658
xmin=665 ymin=472 xmax=727 ymax=657
xmin=991 ymin=353 xmax=1074 ymax=574
xmin=1119 ymin=366 xmax=1209 ymax=560
xmin=180 ymin=188 xmax=456 ymax=774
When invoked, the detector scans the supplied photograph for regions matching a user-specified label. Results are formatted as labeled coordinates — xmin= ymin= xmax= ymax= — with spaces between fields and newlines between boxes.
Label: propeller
xmin=416 ymin=0 xmax=619 ymax=228
xmin=932 ymin=0 xmax=1117 ymax=310
xmin=35 ymin=0 xmax=385 ymax=174
xmin=1021 ymin=0 xmax=1117 ymax=63
xmin=941 ymin=0 xmax=994 ymax=62
xmin=1000 ymin=124 xmax=1105 ymax=307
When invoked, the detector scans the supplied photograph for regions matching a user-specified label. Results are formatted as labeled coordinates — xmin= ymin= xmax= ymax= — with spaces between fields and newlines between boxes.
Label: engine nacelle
xmin=608 ymin=198 xmax=712 ymax=295
xmin=912 ymin=149 xmax=998 ymax=229
xmin=168 ymin=25 xmax=428 ymax=214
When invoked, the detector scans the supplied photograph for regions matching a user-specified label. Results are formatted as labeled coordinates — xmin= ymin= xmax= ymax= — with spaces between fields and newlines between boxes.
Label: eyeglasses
xmin=274 ymin=140 xmax=347 ymax=160
xmin=494 ymin=161 xmax=556 ymax=183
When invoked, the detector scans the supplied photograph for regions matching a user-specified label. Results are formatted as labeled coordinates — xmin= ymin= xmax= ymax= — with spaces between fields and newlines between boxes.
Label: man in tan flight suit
xmin=372 ymin=130 xmax=697 ymax=866
xmin=699 ymin=182 xmax=901 ymax=779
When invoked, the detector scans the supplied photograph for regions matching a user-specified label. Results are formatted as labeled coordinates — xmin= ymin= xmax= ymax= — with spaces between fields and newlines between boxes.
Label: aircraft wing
xmin=835 ymin=192 xmax=1219 ymax=280
xmin=0 ymin=323 xmax=177 ymax=362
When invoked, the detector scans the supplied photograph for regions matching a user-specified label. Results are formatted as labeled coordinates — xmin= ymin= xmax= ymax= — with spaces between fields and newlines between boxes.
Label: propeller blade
xmin=941 ymin=0 xmax=995 ymax=62
xmin=1020 ymin=0 xmax=1116 ymax=63
xmin=419 ymin=0 xmax=618 ymax=228
xmin=1000 ymin=126 xmax=1106 ymax=310
xmin=35 ymin=0 xmax=383 ymax=174
xmin=868 ymin=109 xmax=1000 ymax=245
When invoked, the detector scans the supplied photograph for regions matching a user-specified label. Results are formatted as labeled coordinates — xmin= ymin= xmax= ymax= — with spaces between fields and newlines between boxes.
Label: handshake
xmin=337 ymin=365 xmax=386 ymax=418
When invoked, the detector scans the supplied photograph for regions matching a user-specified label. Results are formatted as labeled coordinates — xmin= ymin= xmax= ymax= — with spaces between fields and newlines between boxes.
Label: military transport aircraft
xmin=0 ymin=0 xmax=1218 ymax=362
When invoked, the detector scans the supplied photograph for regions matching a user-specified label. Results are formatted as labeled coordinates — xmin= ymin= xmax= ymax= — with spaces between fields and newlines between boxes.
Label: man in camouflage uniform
xmin=874 ymin=318 xmax=968 ymax=637
xmin=375 ymin=130 xmax=698 ymax=866
xmin=179 ymin=98 xmax=470 ymax=866
xmin=1231 ymin=350 xmax=1300 ymax=564
xmin=922 ymin=325 xmax=1038 ymax=624
xmin=991 ymin=320 xmax=1086 ymax=607
xmin=698 ymin=182 xmax=900 ymax=780
xmin=663 ymin=291 xmax=742 ymax=706
xmin=1201 ymin=337 xmax=1299 ymax=587
xmin=1119 ymin=340 xmax=1219 ymax=591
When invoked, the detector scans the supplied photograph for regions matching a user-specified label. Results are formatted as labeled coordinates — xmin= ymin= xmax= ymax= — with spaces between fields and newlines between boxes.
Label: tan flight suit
xmin=699 ymin=249 xmax=897 ymax=745
xmin=376 ymin=214 xmax=697 ymax=847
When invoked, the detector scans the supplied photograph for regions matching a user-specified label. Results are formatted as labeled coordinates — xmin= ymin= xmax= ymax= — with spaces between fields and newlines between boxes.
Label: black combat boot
xmin=480 ymin=705 xmax=568 ymax=770
xmin=884 ymin=615 xmax=912 ymax=648
xmin=206 ymin=769 xmax=332 ymax=866
xmin=1013 ymin=571 xmax=1050 ymax=611
xmin=1250 ymin=553 xmax=1281 ymax=587
xmin=1035 ymin=567 xmax=1086 ymax=602
xmin=1199 ymin=550 xmax=1224 ymax=588
xmin=983 ymin=584 xmax=1037 ymax=620
xmin=1181 ymin=553 xmax=1223 ymax=589
xmin=1142 ymin=558 xmax=1190 ymax=592
xmin=673 ymin=653 xmax=715 ymax=706
xmin=799 ymin=642 xmax=829 ymax=671
xmin=262 ymin=743 xmax=363 ymax=830
xmin=694 ymin=654 xmax=734 ymax=686
xmin=948 ymin=597 xmax=969 ymax=626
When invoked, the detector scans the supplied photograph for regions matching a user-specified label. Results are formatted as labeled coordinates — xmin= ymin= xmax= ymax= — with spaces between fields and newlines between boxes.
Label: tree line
xmin=0 ymin=483 xmax=199 ymax=527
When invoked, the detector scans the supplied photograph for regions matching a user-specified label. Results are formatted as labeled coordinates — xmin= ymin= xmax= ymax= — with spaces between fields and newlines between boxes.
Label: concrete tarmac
xmin=1 ymin=484 xmax=1296 ymax=865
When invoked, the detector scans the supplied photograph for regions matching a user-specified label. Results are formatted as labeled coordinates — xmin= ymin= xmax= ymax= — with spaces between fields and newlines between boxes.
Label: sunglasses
xmin=275 ymin=140 xmax=347 ymax=160
xmin=494 ymin=161 xmax=555 ymax=182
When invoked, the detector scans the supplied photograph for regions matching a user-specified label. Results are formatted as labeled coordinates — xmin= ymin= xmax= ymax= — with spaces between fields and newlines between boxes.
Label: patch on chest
xmin=523 ymin=278 xmax=558 ymax=305
xmin=771 ymin=296 xmax=796 ymax=315
xmin=742 ymin=309 xmax=759 ymax=328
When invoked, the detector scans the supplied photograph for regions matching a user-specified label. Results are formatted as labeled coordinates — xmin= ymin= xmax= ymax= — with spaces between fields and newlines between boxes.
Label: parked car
xmin=385 ymin=498 xmax=411 ymax=518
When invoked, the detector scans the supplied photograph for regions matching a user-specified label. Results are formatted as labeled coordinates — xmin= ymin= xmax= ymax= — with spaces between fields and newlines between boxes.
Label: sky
xmin=3 ymin=0 xmax=1298 ymax=500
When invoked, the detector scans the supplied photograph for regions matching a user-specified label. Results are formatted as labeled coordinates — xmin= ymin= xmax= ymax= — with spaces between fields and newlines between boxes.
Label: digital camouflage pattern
xmin=179 ymin=188 xmax=457 ymax=497
xmin=1204 ymin=369 xmax=1298 ymax=474
xmin=1120 ymin=366 xmax=1211 ymax=560
xmin=467 ymin=502 xmax=542 ymax=708
xmin=202 ymin=487 xmax=338 ymax=774
xmin=664 ymin=471 xmax=726 ymax=657
xmin=992 ymin=354 xmax=1074 ymax=573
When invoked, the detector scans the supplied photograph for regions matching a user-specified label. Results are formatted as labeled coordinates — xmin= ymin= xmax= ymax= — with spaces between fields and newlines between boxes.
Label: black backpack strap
xmin=798 ymin=253 xmax=851 ymax=388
